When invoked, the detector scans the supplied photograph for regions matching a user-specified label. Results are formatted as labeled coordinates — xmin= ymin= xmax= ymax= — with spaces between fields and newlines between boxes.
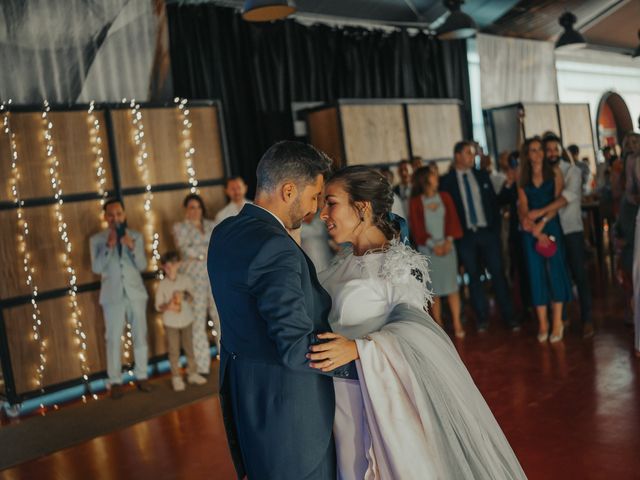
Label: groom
xmin=208 ymin=141 xmax=358 ymax=480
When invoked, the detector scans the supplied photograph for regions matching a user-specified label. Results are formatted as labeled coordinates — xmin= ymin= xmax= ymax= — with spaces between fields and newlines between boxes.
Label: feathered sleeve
xmin=381 ymin=240 xmax=433 ymax=309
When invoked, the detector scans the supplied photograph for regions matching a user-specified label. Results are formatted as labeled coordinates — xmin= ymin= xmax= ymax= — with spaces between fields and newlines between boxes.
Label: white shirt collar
xmin=253 ymin=203 xmax=286 ymax=229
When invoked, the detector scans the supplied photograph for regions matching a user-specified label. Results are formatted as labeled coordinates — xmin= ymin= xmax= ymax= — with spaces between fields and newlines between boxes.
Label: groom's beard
xmin=288 ymin=198 xmax=308 ymax=230
xmin=547 ymin=156 xmax=560 ymax=166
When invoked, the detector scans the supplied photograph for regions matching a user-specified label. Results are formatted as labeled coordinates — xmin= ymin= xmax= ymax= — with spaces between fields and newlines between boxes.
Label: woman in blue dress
xmin=517 ymin=137 xmax=572 ymax=343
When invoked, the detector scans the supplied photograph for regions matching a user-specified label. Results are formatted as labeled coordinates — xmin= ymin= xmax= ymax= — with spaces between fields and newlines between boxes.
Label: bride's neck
xmin=352 ymin=226 xmax=389 ymax=256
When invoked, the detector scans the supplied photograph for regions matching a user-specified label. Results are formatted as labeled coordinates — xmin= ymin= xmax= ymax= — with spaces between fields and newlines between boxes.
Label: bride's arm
xmin=307 ymin=332 xmax=359 ymax=372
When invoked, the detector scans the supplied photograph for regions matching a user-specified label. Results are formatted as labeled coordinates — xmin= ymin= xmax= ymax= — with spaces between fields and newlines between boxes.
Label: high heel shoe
xmin=549 ymin=326 xmax=564 ymax=343
xmin=537 ymin=331 xmax=549 ymax=343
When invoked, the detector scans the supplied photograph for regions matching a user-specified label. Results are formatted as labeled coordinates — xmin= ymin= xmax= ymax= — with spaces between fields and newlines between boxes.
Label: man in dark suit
xmin=208 ymin=141 xmax=358 ymax=480
xmin=440 ymin=141 xmax=519 ymax=332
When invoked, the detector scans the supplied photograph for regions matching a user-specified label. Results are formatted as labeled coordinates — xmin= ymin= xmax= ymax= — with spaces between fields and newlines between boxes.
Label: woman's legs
xmin=535 ymin=305 xmax=549 ymax=341
xmin=551 ymin=302 xmax=564 ymax=339
xmin=447 ymin=291 xmax=464 ymax=337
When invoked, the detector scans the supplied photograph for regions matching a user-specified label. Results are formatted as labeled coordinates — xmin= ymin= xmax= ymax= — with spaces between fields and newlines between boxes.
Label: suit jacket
xmin=208 ymin=204 xmax=355 ymax=479
xmin=439 ymin=169 xmax=512 ymax=234
xmin=90 ymin=229 xmax=148 ymax=305
xmin=408 ymin=192 xmax=463 ymax=246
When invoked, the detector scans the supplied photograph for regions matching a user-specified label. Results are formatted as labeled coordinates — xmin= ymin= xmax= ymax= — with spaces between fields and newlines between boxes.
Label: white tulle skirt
xmin=333 ymin=304 xmax=527 ymax=480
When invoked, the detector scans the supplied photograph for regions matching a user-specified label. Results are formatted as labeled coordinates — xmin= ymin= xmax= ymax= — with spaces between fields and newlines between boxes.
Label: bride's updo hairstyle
xmin=327 ymin=165 xmax=399 ymax=240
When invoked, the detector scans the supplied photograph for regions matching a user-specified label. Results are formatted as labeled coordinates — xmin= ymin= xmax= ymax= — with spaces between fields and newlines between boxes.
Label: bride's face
xmin=320 ymin=181 xmax=363 ymax=244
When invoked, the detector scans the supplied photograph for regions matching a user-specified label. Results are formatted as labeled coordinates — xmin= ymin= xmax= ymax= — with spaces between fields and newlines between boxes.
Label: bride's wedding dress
xmin=319 ymin=241 xmax=527 ymax=480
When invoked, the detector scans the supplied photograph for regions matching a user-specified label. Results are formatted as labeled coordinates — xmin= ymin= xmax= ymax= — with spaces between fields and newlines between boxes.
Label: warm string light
xmin=87 ymin=102 xmax=108 ymax=208
xmin=124 ymin=99 xmax=161 ymax=275
xmin=174 ymin=97 xmax=199 ymax=193
xmin=2 ymin=101 xmax=47 ymax=390
xmin=41 ymin=101 xmax=91 ymax=399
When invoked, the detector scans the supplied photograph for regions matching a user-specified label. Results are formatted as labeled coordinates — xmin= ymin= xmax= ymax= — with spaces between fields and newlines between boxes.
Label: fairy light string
xmin=174 ymin=97 xmax=199 ymax=193
xmin=41 ymin=100 xmax=91 ymax=400
xmin=87 ymin=102 xmax=108 ymax=207
xmin=126 ymin=99 xmax=161 ymax=275
xmin=2 ymin=101 xmax=47 ymax=392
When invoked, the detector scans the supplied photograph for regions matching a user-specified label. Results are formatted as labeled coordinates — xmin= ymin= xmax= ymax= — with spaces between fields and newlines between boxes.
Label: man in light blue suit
xmin=90 ymin=198 xmax=151 ymax=399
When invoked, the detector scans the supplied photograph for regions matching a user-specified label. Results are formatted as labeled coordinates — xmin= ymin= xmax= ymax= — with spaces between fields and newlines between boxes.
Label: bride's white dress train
xmin=319 ymin=242 xmax=527 ymax=480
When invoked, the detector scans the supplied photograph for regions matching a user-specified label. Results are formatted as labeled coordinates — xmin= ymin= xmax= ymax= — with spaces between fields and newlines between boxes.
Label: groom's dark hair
xmin=256 ymin=141 xmax=332 ymax=194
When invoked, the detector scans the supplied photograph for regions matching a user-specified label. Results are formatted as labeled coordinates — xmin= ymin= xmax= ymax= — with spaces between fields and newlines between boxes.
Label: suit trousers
xmin=102 ymin=296 xmax=149 ymax=384
xmin=563 ymin=232 xmax=592 ymax=325
xmin=166 ymin=324 xmax=197 ymax=377
xmin=456 ymin=228 xmax=516 ymax=327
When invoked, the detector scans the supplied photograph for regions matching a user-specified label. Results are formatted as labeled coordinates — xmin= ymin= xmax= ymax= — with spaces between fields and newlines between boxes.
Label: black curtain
xmin=167 ymin=4 xmax=472 ymax=190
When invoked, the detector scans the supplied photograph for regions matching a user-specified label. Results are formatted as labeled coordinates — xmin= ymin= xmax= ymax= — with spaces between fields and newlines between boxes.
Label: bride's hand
xmin=307 ymin=333 xmax=359 ymax=372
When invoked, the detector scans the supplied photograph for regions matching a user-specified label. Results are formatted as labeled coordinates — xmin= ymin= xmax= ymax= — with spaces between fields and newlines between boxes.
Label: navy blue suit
xmin=208 ymin=204 xmax=355 ymax=480
xmin=440 ymin=169 xmax=517 ymax=327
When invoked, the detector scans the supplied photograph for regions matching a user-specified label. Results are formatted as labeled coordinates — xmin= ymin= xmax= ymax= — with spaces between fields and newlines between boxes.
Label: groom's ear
xmin=281 ymin=182 xmax=297 ymax=204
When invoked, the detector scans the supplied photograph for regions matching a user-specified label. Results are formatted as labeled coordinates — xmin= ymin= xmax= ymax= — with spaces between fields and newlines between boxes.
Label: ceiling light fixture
xmin=555 ymin=11 xmax=586 ymax=50
xmin=242 ymin=0 xmax=296 ymax=22
xmin=437 ymin=0 xmax=477 ymax=40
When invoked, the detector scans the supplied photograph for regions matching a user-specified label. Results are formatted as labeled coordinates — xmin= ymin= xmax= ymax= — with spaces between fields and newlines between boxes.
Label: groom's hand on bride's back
xmin=307 ymin=332 xmax=359 ymax=372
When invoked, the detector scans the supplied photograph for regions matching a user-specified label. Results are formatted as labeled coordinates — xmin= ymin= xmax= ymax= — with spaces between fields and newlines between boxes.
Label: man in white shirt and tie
xmin=214 ymin=176 xmax=252 ymax=225
xmin=439 ymin=141 xmax=518 ymax=332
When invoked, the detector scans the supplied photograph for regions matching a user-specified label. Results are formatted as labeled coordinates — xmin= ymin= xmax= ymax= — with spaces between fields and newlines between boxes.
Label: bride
xmin=307 ymin=165 xmax=527 ymax=480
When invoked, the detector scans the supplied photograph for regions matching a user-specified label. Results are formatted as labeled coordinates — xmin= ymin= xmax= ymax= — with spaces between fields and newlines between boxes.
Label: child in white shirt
xmin=156 ymin=251 xmax=207 ymax=391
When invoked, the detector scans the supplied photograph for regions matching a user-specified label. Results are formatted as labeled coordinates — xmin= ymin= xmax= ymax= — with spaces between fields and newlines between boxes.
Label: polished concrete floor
xmin=2 ymin=270 xmax=639 ymax=479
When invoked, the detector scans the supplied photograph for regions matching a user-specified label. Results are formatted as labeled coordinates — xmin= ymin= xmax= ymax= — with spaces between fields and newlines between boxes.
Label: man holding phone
xmin=90 ymin=198 xmax=151 ymax=399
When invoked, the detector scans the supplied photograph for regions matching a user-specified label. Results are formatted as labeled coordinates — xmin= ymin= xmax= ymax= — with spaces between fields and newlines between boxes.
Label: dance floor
xmin=1 ymin=269 xmax=639 ymax=479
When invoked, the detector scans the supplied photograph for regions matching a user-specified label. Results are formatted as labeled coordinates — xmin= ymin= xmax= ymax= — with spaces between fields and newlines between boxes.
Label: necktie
xmin=463 ymin=173 xmax=478 ymax=227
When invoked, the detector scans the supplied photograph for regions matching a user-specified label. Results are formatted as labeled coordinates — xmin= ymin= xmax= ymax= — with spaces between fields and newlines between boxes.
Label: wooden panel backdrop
xmin=558 ymin=104 xmax=596 ymax=171
xmin=0 ymin=111 xmax=115 ymax=203
xmin=523 ymin=103 xmax=560 ymax=139
xmin=407 ymin=103 xmax=463 ymax=162
xmin=0 ymin=104 xmax=226 ymax=397
xmin=111 ymin=106 xmax=225 ymax=188
xmin=306 ymin=108 xmax=342 ymax=166
xmin=339 ymin=104 xmax=408 ymax=166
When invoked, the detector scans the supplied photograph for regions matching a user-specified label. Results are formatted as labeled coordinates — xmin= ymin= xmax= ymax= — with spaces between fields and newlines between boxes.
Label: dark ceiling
xmin=173 ymin=0 xmax=639 ymax=52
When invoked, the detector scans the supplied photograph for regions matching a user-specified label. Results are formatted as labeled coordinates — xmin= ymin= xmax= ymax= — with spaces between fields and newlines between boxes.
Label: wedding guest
xmin=173 ymin=193 xmax=217 ymax=374
xmin=393 ymin=159 xmax=413 ymax=215
xmin=409 ymin=166 xmax=464 ymax=337
xmin=380 ymin=167 xmax=405 ymax=218
xmin=481 ymin=153 xmax=507 ymax=193
xmin=620 ymin=133 xmax=640 ymax=356
xmin=503 ymin=151 xmax=532 ymax=312
xmin=90 ymin=198 xmax=151 ymax=399
xmin=518 ymin=137 xmax=572 ymax=343
xmin=440 ymin=141 xmax=519 ymax=332
xmin=411 ymin=155 xmax=424 ymax=171
xmin=156 ymin=251 xmax=207 ymax=391
xmin=214 ymin=176 xmax=252 ymax=224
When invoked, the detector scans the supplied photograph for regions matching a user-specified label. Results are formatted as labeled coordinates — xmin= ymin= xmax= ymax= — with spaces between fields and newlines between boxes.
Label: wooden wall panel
xmin=5 ymin=290 xmax=106 ymax=394
xmin=111 ymin=106 xmax=225 ymax=189
xmin=0 ymin=111 xmax=114 ymax=202
xmin=306 ymin=108 xmax=343 ymax=166
xmin=0 ymin=200 xmax=106 ymax=299
xmin=523 ymin=103 xmax=560 ymax=139
xmin=1 ymin=104 xmax=225 ymax=400
xmin=407 ymin=104 xmax=463 ymax=161
xmin=122 ymin=185 xmax=226 ymax=262
xmin=339 ymin=105 xmax=408 ymax=166
xmin=559 ymin=104 xmax=596 ymax=171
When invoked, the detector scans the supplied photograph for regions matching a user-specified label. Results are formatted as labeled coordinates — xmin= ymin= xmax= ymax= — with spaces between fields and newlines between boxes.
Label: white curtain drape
xmin=0 ymin=0 xmax=172 ymax=104
xmin=477 ymin=33 xmax=558 ymax=108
